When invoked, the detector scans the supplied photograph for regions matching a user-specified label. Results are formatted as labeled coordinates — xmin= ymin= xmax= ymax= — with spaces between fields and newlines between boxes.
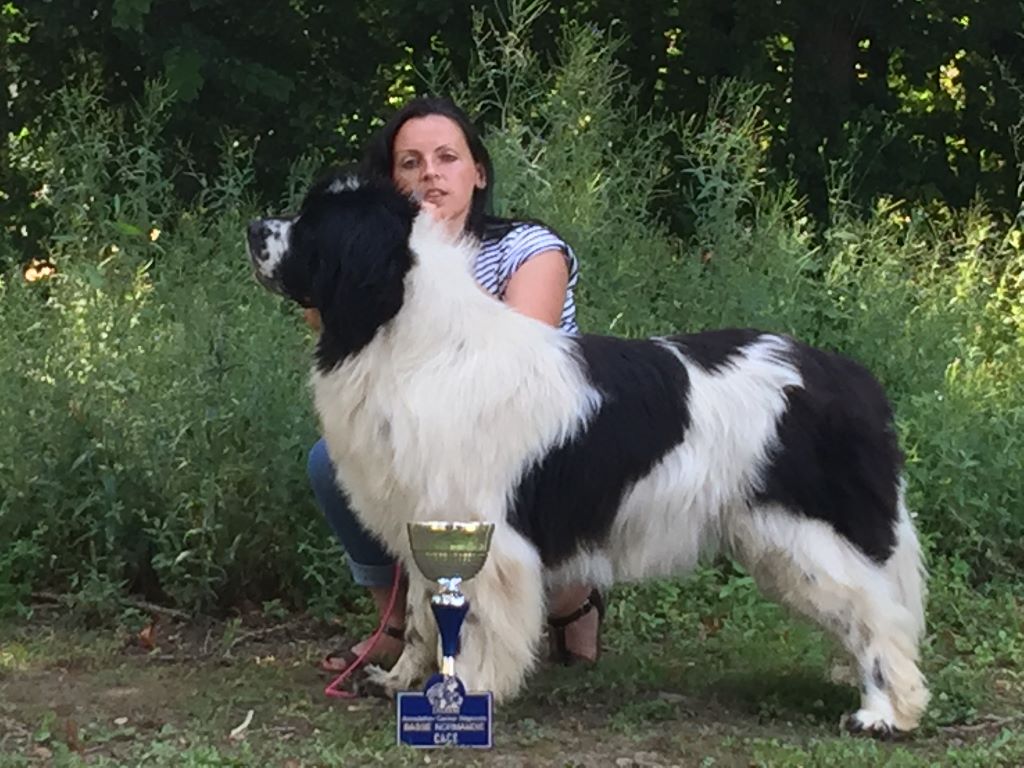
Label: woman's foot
xmin=548 ymin=587 xmax=604 ymax=665
xmin=320 ymin=624 xmax=405 ymax=673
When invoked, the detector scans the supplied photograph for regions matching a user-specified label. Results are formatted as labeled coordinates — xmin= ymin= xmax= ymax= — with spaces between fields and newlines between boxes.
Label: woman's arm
xmin=502 ymin=249 xmax=569 ymax=328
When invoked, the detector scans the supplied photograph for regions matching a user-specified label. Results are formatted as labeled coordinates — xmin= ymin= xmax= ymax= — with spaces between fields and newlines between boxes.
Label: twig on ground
xmin=229 ymin=709 xmax=255 ymax=741
xmin=31 ymin=591 xmax=193 ymax=622
xmin=224 ymin=619 xmax=305 ymax=654
xmin=937 ymin=714 xmax=1024 ymax=734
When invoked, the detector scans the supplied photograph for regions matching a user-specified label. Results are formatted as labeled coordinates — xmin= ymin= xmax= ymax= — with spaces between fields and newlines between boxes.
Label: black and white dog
xmin=247 ymin=169 xmax=929 ymax=736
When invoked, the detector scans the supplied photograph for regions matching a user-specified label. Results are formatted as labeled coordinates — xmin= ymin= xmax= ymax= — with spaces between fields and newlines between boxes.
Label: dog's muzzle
xmin=247 ymin=219 xmax=272 ymax=261
xmin=246 ymin=217 xmax=302 ymax=302
xmin=247 ymin=219 xmax=277 ymax=275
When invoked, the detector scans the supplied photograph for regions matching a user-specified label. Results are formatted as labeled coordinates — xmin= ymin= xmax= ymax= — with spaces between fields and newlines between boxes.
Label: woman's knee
xmin=307 ymin=438 xmax=334 ymax=492
xmin=307 ymin=438 xmax=396 ymax=572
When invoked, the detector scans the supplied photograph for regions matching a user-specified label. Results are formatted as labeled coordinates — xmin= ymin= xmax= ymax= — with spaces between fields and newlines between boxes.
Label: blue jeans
xmin=307 ymin=438 xmax=397 ymax=587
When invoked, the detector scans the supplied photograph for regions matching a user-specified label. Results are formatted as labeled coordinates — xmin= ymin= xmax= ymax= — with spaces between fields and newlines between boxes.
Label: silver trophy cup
xmin=398 ymin=521 xmax=496 ymax=748
xmin=406 ymin=521 xmax=494 ymax=678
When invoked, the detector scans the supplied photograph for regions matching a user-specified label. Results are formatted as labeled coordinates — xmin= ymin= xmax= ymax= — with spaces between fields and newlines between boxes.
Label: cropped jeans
xmin=307 ymin=438 xmax=396 ymax=587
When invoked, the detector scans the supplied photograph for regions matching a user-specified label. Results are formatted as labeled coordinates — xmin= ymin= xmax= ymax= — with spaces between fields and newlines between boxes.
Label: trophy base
xmin=396 ymin=674 xmax=493 ymax=748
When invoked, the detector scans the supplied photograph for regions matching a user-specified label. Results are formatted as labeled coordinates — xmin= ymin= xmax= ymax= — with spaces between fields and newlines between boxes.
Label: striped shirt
xmin=472 ymin=223 xmax=580 ymax=335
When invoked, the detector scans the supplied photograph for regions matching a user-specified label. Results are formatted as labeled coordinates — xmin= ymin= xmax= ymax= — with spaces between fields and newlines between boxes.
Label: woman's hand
xmin=419 ymin=197 xmax=442 ymax=219
xmin=419 ymin=198 xmax=464 ymax=239
xmin=304 ymin=308 xmax=322 ymax=332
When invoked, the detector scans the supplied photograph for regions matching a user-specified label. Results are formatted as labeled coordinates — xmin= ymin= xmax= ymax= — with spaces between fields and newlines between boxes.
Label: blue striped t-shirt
xmin=472 ymin=223 xmax=580 ymax=335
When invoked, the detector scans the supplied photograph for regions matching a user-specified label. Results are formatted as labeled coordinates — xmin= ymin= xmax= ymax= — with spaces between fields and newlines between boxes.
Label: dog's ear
xmin=305 ymin=165 xmax=365 ymax=199
xmin=309 ymin=184 xmax=419 ymax=369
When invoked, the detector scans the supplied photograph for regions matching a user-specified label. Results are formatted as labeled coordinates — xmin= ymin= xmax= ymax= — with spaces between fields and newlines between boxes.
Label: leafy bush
xmin=0 ymin=82 xmax=348 ymax=613
xmin=1 ymin=5 xmax=1021 ymax=616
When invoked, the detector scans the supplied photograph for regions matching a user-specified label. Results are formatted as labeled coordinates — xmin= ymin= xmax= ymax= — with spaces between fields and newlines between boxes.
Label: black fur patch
xmin=873 ymin=657 xmax=887 ymax=690
xmin=279 ymin=169 xmax=419 ymax=370
xmin=508 ymin=336 xmax=692 ymax=566
xmin=669 ymin=328 xmax=766 ymax=373
xmin=405 ymin=627 xmax=423 ymax=646
xmin=754 ymin=340 xmax=902 ymax=563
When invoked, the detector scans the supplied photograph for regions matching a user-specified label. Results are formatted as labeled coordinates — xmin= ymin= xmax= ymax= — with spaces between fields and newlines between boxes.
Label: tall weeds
xmin=2 ymin=5 xmax=1021 ymax=616
xmin=1 ymin=83 xmax=345 ymax=615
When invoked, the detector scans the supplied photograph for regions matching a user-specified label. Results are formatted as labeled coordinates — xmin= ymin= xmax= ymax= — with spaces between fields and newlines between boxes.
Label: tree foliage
xmin=4 ymin=0 xmax=1024 ymax=254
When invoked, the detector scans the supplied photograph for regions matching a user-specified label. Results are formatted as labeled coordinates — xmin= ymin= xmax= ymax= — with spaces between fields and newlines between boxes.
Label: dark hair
xmin=361 ymin=96 xmax=513 ymax=240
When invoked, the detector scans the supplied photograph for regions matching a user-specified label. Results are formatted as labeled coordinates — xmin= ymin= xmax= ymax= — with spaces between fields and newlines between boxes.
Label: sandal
xmin=319 ymin=624 xmax=404 ymax=674
xmin=547 ymin=588 xmax=605 ymax=667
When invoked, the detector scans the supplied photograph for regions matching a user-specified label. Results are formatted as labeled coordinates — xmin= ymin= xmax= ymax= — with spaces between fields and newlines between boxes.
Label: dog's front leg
xmin=362 ymin=576 xmax=438 ymax=698
xmin=454 ymin=529 xmax=545 ymax=703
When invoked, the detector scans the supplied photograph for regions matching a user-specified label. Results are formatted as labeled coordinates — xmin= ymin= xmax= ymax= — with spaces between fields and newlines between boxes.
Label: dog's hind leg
xmin=729 ymin=506 xmax=929 ymax=736
xmin=455 ymin=527 xmax=545 ymax=703
xmin=861 ymin=492 xmax=928 ymax=733
xmin=885 ymin=488 xmax=927 ymax=654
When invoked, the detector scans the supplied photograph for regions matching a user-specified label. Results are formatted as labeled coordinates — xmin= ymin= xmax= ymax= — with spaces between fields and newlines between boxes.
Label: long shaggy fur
xmin=247 ymin=169 xmax=930 ymax=735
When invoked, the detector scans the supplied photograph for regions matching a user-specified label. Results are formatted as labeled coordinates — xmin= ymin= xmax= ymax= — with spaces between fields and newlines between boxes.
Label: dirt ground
xmin=2 ymin=605 xmax=1022 ymax=767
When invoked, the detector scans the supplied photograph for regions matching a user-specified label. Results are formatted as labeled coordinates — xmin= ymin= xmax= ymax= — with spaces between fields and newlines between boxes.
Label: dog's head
xmin=247 ymin=167 xmax=419 ymax=369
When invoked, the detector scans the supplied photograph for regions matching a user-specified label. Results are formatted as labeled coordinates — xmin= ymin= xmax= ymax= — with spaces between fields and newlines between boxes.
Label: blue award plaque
xmin=401 ymin=522 xmax=496 ymax=749
xmin=397 ymin=674 xmax=492 ymax=748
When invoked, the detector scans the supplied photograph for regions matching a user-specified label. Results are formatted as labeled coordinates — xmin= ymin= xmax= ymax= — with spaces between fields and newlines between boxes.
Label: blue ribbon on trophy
xmin=397 ymin=521 xmax=495 ymax=749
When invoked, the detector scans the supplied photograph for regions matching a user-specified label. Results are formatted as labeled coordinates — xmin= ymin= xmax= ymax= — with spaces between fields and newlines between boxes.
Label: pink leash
xmin=324 ymin=563 xmax=404 ymax=699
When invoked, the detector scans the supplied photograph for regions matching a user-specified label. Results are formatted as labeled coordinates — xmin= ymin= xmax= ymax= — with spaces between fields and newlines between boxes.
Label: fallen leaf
xmin=138 ymin=620 xmax=158 ymax=651
xmin=114 ymin=716 xmax=129 ymax=726
xmin=64 ymin=718 xmax=82 ymax=752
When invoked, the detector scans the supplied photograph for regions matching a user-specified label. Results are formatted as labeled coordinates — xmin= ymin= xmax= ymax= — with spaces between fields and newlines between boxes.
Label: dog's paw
xmin=842 ymin=709 xmax=902 ymax=740
xmin=354 ymin=664 xmax=402 ymax=700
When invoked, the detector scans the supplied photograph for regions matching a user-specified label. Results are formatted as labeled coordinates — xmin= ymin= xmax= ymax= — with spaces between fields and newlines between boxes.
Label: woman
xmin=307 ymin=96 xmax=603 ymax=675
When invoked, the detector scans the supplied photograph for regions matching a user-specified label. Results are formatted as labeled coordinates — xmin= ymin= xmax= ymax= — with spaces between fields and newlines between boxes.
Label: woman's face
xmin=391 ymin=114 xmax=485 ymax=232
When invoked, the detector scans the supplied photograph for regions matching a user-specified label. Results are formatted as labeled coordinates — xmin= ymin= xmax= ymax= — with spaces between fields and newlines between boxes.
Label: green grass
xmin=2 ymin=562 xmax=1022 ymax=767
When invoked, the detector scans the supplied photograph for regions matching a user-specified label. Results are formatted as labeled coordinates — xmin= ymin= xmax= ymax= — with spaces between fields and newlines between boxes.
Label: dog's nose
xmin=248 ymin=219 xmax=266 ymax=239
